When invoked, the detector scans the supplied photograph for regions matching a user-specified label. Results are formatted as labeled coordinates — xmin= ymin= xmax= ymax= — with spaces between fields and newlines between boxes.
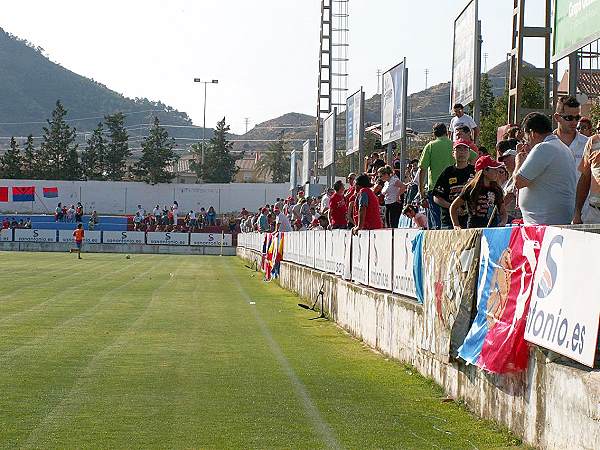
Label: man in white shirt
xmin=274 ymin=208 xmax=292 ymax=232
xmin=449 ymin=103 xmax=479 ymax=141
xmin=136 ymin=204 xmax=145 ymax=217
xmin=553 ymin=95 xmax=588 ymax=171
xmin=320 ymin=188 xmax=334 ymax=213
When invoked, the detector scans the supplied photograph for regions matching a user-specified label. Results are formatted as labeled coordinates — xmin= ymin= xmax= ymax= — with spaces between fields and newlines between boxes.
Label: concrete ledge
xmin=0 ymin=242 xmax=236 ymax=256
xmin=237 ymin=247 xmax=600 ymax=449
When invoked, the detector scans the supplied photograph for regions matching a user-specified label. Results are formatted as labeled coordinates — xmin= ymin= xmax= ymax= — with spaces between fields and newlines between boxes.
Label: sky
xmin=0 ymin=0 xmax=547 ymax=134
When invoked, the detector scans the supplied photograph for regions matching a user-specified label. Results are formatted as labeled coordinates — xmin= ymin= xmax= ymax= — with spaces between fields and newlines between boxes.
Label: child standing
xmin=72 ymin=223 xmax=84 ymax=259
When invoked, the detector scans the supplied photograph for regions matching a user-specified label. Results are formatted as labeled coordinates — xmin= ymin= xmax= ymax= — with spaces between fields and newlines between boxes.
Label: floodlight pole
xmin=193 ymin=78 xmax=219 ymax=166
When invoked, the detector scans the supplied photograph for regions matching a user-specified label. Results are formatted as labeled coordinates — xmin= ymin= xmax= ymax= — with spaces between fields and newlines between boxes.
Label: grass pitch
xmin=0 ymin=252 xmax=523 ymax=449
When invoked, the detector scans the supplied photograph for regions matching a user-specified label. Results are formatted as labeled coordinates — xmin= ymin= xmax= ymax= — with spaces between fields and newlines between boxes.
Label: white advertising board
xmin=305 ymin=231 xmax=315 ymax=268
xmin=0 ymin=228 xmax=12 ymax=242
xmin=314 ymin=230 xmax=327 ymax=271
xmin=343 ymin=230 xmax=352 ymax=280
xmin=103 ymin=231 xmax=145 ymax=244
xmin=190 ymin=233 xmax=232 ymax=247
xmin=322 ymin=110 xmax=336 ymax=168
xmin=525 ymin=227 xmax=600 ymax=367
xmin=58 ymin=230 xmax=102 ymax=244
xmin=351 ymin=231 xmax=369 ymax=285
xmin=393 ymin=228 xmax=418 ymax=297
xmin=368 ymin=230 xmax=393 ymax=291
xmin=381 ymin=60 xmax=407 ymax=145
xmin=290 ymin=150 xmax=297 ymax=191
xmin=451 ymin=0 xmax=478 ymax=108
xmin=14 ymin=229 xmax=56 ymax=243
xmin=346 ymin=89 xmax=363 ymax=156
xmin=325 ymin=229 xmax=336 ymax=273
xmin=147 ymin=232 xmax=190 ymax=246
xmin=299 ymin=231 xmax=307 ymax=266
xmin=302 ymin=140 xmax=311 ymax=185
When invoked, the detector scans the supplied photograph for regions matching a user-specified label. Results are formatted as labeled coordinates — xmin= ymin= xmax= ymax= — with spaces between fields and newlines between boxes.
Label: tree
xmin=21 ymin=135 xmax=38 ymax=179
xmin=480 ymin=73 xmax=495 ymax=118
xmin=134 ymin=117 xmax=177 ymax=184
xmin=81 ymin=123 xmax=107 ymax=180
xmin=1 ymin=137 xmax=22 ymax=179
xmin=39 ymin=100 xmax=79 ymax=180
xmin=104 ymin=112 xmax=130 ymax=180
xmin=254 ymin=138 xmax=290 ymax=183
xmin=196 ymin=117 xmax=241 ymax=183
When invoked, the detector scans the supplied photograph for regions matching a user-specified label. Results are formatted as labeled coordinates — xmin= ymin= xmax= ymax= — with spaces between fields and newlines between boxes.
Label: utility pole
xmin=484 ymin=52 xmax=488 ymax=73
xmin=376 ymin=69 xmax=382 ymax=94
xmin=424 ymin=68 xmax=429 ymax=89
xmin=193 ymin=78 xmax=219 ymax=166
xmin=244 ymin=117 xmax=250 ymax=133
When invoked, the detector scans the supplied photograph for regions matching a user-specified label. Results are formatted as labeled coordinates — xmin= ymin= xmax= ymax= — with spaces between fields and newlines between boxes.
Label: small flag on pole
xmin=12 ymin=186 xmax=35 ymax=202
xmin=43 ymin=187 xmax=59 ymax=198
xmin=0 ymin=187 xmax=7 ymax=202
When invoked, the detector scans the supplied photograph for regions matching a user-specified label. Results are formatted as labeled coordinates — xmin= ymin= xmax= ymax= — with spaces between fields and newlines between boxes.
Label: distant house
xmin=167 ymin=152 xmax=270 ymax=183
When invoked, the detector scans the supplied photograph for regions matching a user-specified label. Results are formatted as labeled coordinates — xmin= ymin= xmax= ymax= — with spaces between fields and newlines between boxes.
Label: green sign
xmin=553 ymin=0 xmax=600 ymax=61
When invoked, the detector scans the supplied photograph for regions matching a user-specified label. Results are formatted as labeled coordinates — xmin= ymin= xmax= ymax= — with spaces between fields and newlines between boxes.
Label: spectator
xmin=554 ymin=96 xmax=588 ymax=171
xmin=300 ymin=198 xmax=312 ymax=227
xmin=275 ymin=207 xmax=292 ymax=232
xmin=352 ymin=174 xmax=384 ymax=234
xmin=498 ymin=149 xmax=521 ymax=223
xmin=55 ymin=203 xmax=63 ymax=222
xmin=1 ymin=217 xmax=8 ymax=229
xmin=136 ymin=204 xmax=145 ymax=218
xmin=75 ymin=202 xmax=84 ymax=222
xmin=514 ymin=112 xmax=577 ymax=225
xmin=199 ymin=207 xmax=207 ymax=228
xmin=153 ymin=204 xmax=161 ymax=221
xmin=67 ymin=205 xmax=75 ymax=222
xmin=188 ymin=210 xmax=197 ymax=230
xmin=574 ymin=132 xmax=600 ymax=224
xmin=577 ymin=116 xmax=594 ymax=138
xmin=18 ymin=219 xmax=24 ymax=228
xmin=329 ymin=180 xmax=348 ymax=229
xmin=172 ymin=201 xmax=179 ymax=226
xmin=10 ymin=218 xmax=17 ymax=228
xmin=365 ymin=151 xmax=386 ymax=175
xmin=133 ymin=212 xmax=143 ymax=231
xmin=206 ymin=206 xmax=217 ymax=226
xmin=291 ymin=198 xmax=302 ymax=223
xmin=344 ymin=173 xmax=357 ymax=227
xmin=450 ymin=103 xmax=479 ymax=141
xmin=402 ymin=205 xmax=428 ymax=229
xmin=433 ymin=140 xmax=475 ymax=229
xmin=267 ymin=213 xmax=276 ymax=232
xmin=320 ymin=188 xmax=334 ymax=213
xmin=24 ymin=218 xmax=32 ymax=229
xmin=450 ymin=156 xmax=507 ymax=229
xmin=495 ymin=139 xmax=513 ymax=159
xmin=313 ymin=215 xmax=329 ymax=231
xmin=419 ymin=122 xmax=454 ymax=229
xmin=274 ymin=198 xmax=284 ymax=211
xmin=258 ymin=208 xmax=270 ymax=232
xmin=378 ymin=165 xmax=406 ymax=228
xmin=228 ymin=216 xmax=236 ymax=233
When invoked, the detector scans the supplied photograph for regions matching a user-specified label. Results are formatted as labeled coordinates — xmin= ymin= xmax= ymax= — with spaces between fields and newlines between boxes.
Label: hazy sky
xmin=0 ymin=1 xmax=546 ymax=134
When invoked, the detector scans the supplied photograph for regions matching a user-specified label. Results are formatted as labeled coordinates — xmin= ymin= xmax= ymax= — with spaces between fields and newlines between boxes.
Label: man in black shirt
xmin=433 ymin=140 xmax=475 ymax=229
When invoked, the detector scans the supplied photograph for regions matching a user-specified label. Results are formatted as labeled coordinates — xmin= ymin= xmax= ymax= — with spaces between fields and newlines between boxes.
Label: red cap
xmin=452 ymin=139 xmax=472 ymax=150
xmin=261 ymin=208 xmax=268 ymax=213
xmin=273 ymin=207 xmax=280 ymax=213
xmin=475 ymin=155 xmax=504 ymax=172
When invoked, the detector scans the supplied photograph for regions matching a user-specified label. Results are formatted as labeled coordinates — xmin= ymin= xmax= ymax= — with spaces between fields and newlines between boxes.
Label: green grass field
xmin=0 ymin=252 xmax=523 ymax=449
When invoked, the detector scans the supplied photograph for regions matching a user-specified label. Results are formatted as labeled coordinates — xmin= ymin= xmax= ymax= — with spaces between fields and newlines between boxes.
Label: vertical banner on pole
xmin=346 ymin=88 xmax=364 ymax=156
xmin=290 ymin=150 xmax=297 ymax=192
xmin=322 ymin=109 xmax=336 ymax=173
xmin=302 ymin=140 xmax=311 ymax=186
xmin=450 ymin=0 xmax=478 ymax=110
xmin=381 ymin=59 xmax=407 ymax=146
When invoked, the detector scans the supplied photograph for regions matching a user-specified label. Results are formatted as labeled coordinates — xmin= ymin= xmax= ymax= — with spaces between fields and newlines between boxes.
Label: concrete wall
xmin=237 ymin=247 xmax=600 ymax=450
xmin=0 ymin=179 xmax=290 ymax=215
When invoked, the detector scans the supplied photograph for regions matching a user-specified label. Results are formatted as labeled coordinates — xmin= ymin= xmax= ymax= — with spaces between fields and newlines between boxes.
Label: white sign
xmin=393 ymin=229 xmax=418 ymax=297
xmin=299 ymin=231 xmax=307 ymax=266
xmin=525 ymin=227 xmax=600 ymax=367
xmin=314 ymin=230 xmax=327 ymax=271
xmin=346 ymin=89 xmax=363 ymax=156
xmin=325 ymin=229 xmax=336 ymax=273
xmin=58 ymin=229 xmax=102 ymax=244
xmin=14 ymin=229 xmax=56 ymax=243
xmin=190 ymin=233 xmax=232 ymax=247
xmin=368 ymin=230 xmax=393 ymax=291
xmin=451 ymin=0 xmax=478 ymax=108
xmin=343 ymin=230 xmax=352 ymax=280
xmin=103 ymin=231 xmax=145 ymax=244
xmin=147 ymin=232 xmax=190 ymax=246
xmin=0 ymin=229 xmax=12 ymax=242
xmin=302 ymin=140 xmax=311 ymax=185
xmin=322 ymin=110 xmax=336 ymax=168
xmin=382 ymin=60 xmax=407 ymax=145
xmin=351 ymin=231 xmax=369 ymax=285
xmin=290 ymin=150 xmax=297 ymax=191
xmin=305 ymin=231 xmax=315 ymax=268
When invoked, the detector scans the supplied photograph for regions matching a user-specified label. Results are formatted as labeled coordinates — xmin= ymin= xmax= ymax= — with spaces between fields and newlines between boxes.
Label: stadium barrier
xmin=237 ymin=228 xmax=600 ymax=449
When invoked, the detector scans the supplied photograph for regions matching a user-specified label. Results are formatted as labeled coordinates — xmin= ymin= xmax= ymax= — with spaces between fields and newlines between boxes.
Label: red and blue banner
xmin=12 ymin=186 xmax=35 ymax=202
xmin=458 ymin=226 xmax=546 ymax=373
xmin=263 ymin=232 xmax=285 ymax=281
xmin=43 ymin=187 xmax=59 ymax=198
xmin=0 ymin=187 xmax=7 ymax=202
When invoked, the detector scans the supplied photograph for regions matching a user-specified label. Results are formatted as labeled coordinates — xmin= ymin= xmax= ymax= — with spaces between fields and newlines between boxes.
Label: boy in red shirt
xmin=328 ymin=180 xmax=348 ymax=229
xmin=352 ymin=174 xmax=384 ymax=234
xmin=72 ymin=223 xmax=84 ymax=259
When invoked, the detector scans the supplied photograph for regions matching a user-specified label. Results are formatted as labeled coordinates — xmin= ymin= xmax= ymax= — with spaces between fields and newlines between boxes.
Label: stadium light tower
xmin=193 ymin=78 xmax=219 ymax=165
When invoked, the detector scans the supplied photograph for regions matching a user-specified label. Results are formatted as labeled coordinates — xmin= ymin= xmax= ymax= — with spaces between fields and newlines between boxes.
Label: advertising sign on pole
xmin=346 ymin=89 xmax=364 ymax=156
xmin=451 ymin=0 xmax=478 ymax=109
xmin=381 ymin=59 xmax=407 ymax=145
xmin=289 ymin=150 xmax=297 ymax=191
xmin=525 ymin=227 xmax=600 ymax=367
xmin=553 ymin=0 xmax=600 ymax=62
xmin=322 ymin=109 xmax=336 ymax=168
xmin=302 ymin=140 xmax=311 ymax=185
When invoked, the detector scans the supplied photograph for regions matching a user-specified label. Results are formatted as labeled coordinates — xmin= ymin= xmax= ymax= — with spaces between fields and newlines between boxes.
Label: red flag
xmin=0 ymin=187 xmax=7 ymax=202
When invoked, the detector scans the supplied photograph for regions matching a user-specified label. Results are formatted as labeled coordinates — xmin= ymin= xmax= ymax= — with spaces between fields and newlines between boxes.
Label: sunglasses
xmin=559 ymin=114 xmax=581 ymax=122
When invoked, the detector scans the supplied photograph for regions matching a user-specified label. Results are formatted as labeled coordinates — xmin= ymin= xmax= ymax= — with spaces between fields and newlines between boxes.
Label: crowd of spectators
xmin=1 ymin=217 xmax=32 ymax=230
xmin=132 ymin=202 xmax=220 ymax=232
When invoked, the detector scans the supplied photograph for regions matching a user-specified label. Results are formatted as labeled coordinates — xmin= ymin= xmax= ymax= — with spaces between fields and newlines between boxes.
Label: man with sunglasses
xmin=554 ymin=96 xmax=589 ymax=171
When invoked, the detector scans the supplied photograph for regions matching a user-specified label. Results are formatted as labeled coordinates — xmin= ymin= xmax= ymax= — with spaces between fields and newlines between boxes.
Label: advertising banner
xmin=0 ymin=228 xmax=12 ymax=242
xmin=343 ymin=230 xmax=352 ymax=280
xmin=103 ymin=231 xmax=145 ymax=244
xmin=458 ymin=226 xmax=546 ymax=373
xmin=58 ymin=230 xmax=101 ymax=244
xmin=190 ymin=233 xmax=232 ymax=247
xmin=302 ymin=140 xmax=311 ymax=185
xmin=335 ymin=230 xmax=352 ymax=277
xmin=346 ymin=89 xmax=363 ymax=156
xmin=290 ymin=150 xmax=297 ymax=191
xmin=314 ymin=230 xmax=327 ymax=271
xmin=325 ymin=228 xmax=337 ymax=273
xmin=351 ymin=231 xmax=369 ymax=285
xmin=421 ymin=229 xmax=481 ymax=360
xmin=553 ymin=0 xmax=600 ymax=61
xmin=451 ymin=0 xmax=477 ymax=108
xmin=368 ymin=230 xmax=393 ymax=291
xmin=381 ymin=60 xmax=407 ymax=145
xmin=305 ymin=230 xmax=315 ymax=268
xmin=322 ymin=110 xmax=336 ymax=168
xmin=525 ymin=227 xmax=600 ymax=367
xmin=393 ymin=228 xmax=419 ymax=298
xmin=299 ymin=231 xmax=307 ymax=266
xmin=147 ymin=232 xmax=190 ymax=246
xmin=14 ymin=229 xmax=56 ymax=243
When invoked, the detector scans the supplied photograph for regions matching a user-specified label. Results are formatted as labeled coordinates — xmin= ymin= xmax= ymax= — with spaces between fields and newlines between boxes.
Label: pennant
xmin=0 ymin=187 xmax=7 ymax=202
xmin=43 ymin=187 xmax=59 ymax=198
xmin=12 ymin=186 xmax=35 ymax=202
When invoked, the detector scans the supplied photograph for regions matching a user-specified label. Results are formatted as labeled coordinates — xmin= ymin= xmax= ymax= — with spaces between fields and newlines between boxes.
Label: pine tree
xmin=81 ymin=122 xmax=107 ymax=180
xmin=255 ymin=137 xmax=290 ymax=183
xmin=198 ymin=117 xmax=241 ymax=183
xmin=104 ymin=112 xmax=130 ymax=180
xmin=1 ymin=137 xmax=23 ymax=179
xmin=21 ymin=135 xmax=38 ymax=179
xmin=480 ymin=73 xmax=495 ymax=118
xmin=134 ymin=117 xmax=177 ymax=184
xmin=39 ymin=100 xmax=79 ymax=180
